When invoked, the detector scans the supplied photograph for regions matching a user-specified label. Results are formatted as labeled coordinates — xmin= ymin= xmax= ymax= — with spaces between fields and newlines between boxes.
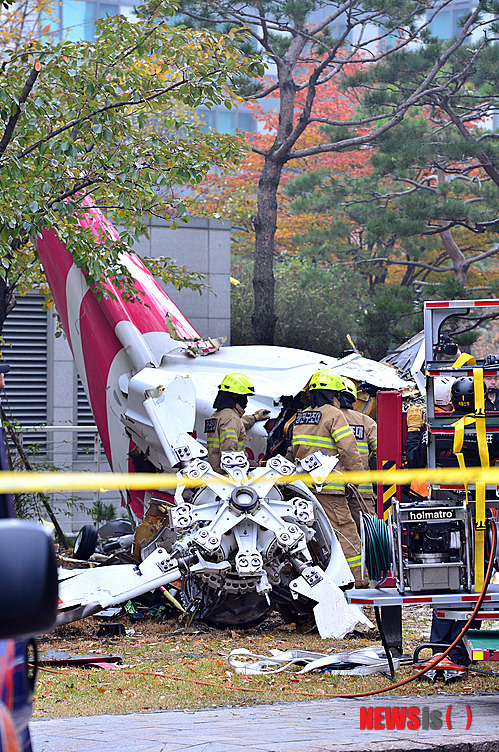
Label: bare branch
xmin=438 ymin=98 xmax=499 ymax=187
xmin=282 ymin=5 xmax=482 ymax=161
xmin=0 ymin=63 xmax=41 ymax=156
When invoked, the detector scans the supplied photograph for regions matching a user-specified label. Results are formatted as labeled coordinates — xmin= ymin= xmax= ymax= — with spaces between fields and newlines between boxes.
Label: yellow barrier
xmin=3 ymin=466 xmax=499 ymax=493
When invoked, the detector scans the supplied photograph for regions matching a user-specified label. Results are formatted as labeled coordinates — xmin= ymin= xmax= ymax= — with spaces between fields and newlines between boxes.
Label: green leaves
xmin=0 ymin=9 xmax=262 ymax=322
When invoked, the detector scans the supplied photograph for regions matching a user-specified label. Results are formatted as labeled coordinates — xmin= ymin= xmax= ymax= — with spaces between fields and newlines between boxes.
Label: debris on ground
xmin=38 ymin=649 xmax=123 ymax=669
xmin=33 ymin=606 xmax=499 ymax=719
xmin=227 ymin=646 xmax=399 ymax=676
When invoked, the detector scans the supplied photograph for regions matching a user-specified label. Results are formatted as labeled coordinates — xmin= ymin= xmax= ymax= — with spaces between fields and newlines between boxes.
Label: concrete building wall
xmin=132 ymin=217 xmax=231 ymax=340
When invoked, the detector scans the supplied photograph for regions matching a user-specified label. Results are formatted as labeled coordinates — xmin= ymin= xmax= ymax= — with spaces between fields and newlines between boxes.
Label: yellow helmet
xmin=309 ymin=369 xmax=344 ymax=392
xmin=341 ymin=376 xmax=357 ymax=400
xmin=218 ymin=372 xmax=255 ymax=395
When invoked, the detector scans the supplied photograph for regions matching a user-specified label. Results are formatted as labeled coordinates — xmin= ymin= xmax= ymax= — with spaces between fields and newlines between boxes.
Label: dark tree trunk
xmin=252 ymin=154 xmax=284 ymax=344
xmin=439 ymin=228 xmax=468 ymax=284
xmin=251 ymin=55 xmax=300 ymax=345
xmin=0 ymin=278 xmax=14 ymax=338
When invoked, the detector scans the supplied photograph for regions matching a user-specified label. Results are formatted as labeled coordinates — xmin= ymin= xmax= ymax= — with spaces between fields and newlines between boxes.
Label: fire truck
xmin=348 ymin=300 xmax=499 ymax=669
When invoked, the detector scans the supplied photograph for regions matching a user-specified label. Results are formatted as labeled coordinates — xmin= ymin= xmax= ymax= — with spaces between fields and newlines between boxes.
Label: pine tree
xmin=176 ymin=0 xmax=491 ymax=344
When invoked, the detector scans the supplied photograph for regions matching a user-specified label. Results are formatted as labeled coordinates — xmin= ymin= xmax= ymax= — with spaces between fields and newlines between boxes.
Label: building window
xmin=331 ymin=21 xmax=356 ymax=46
xmin=44 ymin=0 xmax=135 ymax=42
xmin=63 ymin=0 xmax=120 ymax=41
xmin=200 ymin=107 xmax=256 ymax=135
xmin=62 ymin=0 xmax=92 ymax=41
xmin=428 ymin=3 xmax=474 ymax=40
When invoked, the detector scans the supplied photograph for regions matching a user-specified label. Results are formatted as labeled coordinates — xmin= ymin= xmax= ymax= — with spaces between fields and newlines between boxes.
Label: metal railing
xmin=15 ymin=424 xmax=106 ymax=506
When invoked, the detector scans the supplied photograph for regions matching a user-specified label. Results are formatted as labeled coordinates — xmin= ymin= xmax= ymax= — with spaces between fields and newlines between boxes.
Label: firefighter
xmin=406 ymin=376 xmax=499 ymax=471
xmin=484 ymin=372 xmax=499 ymax=411
xmin=482 ymin=356 xmax=499 ymax=411
xmin=288 ymin=368 xmax=368 ymax=587
xmin=338 ymin=376 xmax=377 ymax=530
xmin=450 ymin=376 xmax=475 ymax=415
xmin=205 ymin=372 xmax=269 ymax=472
xmin=405 ymin=376 xmax=456 ymax=475
xmin=435 ymin=376 xmax=456 ymax=413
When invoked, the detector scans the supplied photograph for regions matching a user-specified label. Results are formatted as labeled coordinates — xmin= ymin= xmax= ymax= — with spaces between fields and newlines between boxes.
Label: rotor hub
xmin=229 ymin=486 xmax=259 ymax=513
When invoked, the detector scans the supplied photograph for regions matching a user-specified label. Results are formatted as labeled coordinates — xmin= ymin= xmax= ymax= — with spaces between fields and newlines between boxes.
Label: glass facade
xmin=200 ymin=108 xmax=256 ymax=135
xmin=428 ymin=3 xmax=474 ymax=39
xmin=42 ymin=1 xmax=476 ymax=131
xmin=46 ymin=1 xmax=478 ymax=46
xmin=42 ymin=0 xmax=257 ymax=133
xmin=45 ymin=0 xmax=135 ymax=42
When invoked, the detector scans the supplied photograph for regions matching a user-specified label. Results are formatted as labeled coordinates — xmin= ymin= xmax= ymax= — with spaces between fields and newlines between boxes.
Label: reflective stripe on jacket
xmin=206 ymin=405 xmax=248 ymax=471
xmin=291 ymin=404 xmax=363 ymax=494
xmin=340 ymin=407 xmax=377 ymax=493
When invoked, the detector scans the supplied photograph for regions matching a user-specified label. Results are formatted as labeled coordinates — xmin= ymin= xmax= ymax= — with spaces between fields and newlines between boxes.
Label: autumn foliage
xmin=192 ymin=60 xmax=371 ymax=259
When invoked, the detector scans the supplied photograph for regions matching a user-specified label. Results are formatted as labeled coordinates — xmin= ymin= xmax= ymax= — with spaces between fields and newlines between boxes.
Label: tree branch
xmin=283 ymin=5 xmax=482 ymax=161
xmin=438 ymin=98 xmax=499 ymax=187
xmin=0 ymin=63 xmax=41 ymax=156
xmin=9 ymin=68 xmax=225 ymax=163
xmin=344 ymin=251 xmax=499 ymax=276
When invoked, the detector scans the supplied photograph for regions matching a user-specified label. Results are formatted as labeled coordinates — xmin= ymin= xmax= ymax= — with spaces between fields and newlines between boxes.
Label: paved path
xmin=31 ymin=694 xmax=499 ymax=752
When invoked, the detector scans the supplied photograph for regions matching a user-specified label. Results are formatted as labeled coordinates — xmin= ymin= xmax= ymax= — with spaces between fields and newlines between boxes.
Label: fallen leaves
xmin=33 ymin=609 xmax=499 ymax=719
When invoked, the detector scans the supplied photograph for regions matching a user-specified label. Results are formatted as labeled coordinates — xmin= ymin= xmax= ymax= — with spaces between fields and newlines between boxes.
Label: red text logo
xmin=360 ymin=705 xmax=472 ymax=731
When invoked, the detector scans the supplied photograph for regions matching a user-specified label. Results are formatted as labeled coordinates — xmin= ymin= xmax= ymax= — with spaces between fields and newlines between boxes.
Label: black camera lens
xmin=434 ymin=341 xmax=458 ymax=358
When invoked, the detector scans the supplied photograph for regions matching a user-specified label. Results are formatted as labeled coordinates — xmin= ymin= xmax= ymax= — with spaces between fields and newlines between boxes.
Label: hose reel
xmin=360 ymin=501 xmax=497 ymax=594
xmin=360 ymin=513 xmax=392 ymax=585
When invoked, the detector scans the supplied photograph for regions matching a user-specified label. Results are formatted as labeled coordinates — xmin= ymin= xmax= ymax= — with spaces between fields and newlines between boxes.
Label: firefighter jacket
xmin=205 ymin=405 xmax=257 ymax=471
xmin=340 ymin=408 xmax=377 ymax=494
xmin=290 ymin=404 xmax=364 ymax=494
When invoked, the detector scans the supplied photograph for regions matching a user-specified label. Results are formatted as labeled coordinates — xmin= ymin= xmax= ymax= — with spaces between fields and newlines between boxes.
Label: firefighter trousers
xmin=316 ymin=492 xmax=368 ymax=587
xmin=347 ymin=491 xmax=376 ymax=533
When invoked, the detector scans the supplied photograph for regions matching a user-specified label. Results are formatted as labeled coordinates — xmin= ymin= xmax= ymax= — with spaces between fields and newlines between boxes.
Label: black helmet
xmin=451 ymin=377 xmax=474 ymax=413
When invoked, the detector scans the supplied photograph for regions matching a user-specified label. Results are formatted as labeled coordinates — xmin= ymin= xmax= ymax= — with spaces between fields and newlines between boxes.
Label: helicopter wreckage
xmin=59 ymin=449 xmax=373 ymax=637
xmin=37 ymin=200 xmax=412 ymax=637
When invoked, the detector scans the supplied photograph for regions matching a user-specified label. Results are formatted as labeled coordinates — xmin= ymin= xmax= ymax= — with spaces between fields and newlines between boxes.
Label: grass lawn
xmin=33 ymin=606 xmax=499 ymax=717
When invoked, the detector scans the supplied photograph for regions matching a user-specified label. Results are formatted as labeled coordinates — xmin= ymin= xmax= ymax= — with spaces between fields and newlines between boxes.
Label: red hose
xmin=320 ymin=518 xmax=497 ymax=698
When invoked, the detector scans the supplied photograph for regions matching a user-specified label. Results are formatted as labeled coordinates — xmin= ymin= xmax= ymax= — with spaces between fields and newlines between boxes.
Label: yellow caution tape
xmin=3 ymin=465 xmax=499 ymax=493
